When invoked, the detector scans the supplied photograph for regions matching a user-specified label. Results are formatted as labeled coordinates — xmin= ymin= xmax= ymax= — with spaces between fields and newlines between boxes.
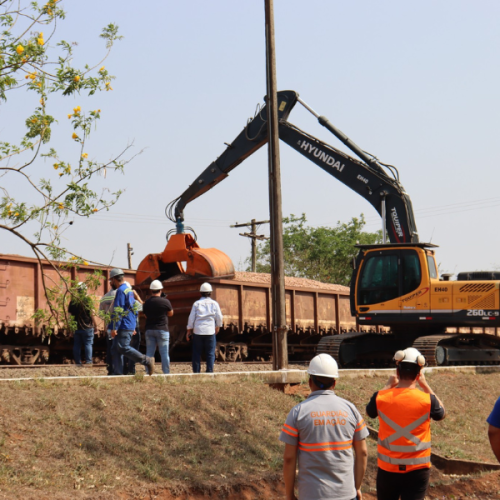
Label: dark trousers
xmin=106 ymin=335 xmax=114 ymax=375
xmin=73 ymin=328 xmax=94 ymax=365
xmin=112 ymin=330 xmax=146 ymax=375
xmin=192 ymin=334 xmax=216 ymax=373
xmin=124 ymin=330 xmax=141 ymax=375
xmin=377 ymin=467 xmax=430 ymax=500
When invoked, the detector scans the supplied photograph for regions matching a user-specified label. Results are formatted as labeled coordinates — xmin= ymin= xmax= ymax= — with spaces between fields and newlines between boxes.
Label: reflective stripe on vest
xmin=378 ymin=411 xmax=432 ymax=453
xmin=377 ymin=452 xmax=431 ymax=466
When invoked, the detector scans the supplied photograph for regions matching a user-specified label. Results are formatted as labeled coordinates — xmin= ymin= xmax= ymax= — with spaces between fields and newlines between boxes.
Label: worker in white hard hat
xmin=68 ymin=281 xmax=97 ymax=366
xmin=280 ymin=353 xmax=369 ymax=500
xmin=366 ymin=347 xmax=446 ymax=500
xmin=186 ymin=282 xmax=223 ymax=373
xmin=142 ymin=280 xmax=174 ymax=374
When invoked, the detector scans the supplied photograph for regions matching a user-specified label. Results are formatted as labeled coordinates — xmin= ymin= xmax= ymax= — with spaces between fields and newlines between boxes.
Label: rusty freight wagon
xmin=136 ymin=271 xmax=355 ymax=362
xmin=0 ymin=253 xmax=136 ymax=365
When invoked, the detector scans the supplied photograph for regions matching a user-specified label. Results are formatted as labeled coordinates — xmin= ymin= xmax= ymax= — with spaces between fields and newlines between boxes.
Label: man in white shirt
xmin=186 ymin=282 xmax=223 ymax=373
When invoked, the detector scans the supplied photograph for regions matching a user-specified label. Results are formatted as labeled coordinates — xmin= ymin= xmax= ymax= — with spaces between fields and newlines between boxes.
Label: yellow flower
xmin=83 ymin=261 xmax=89 ymax=266
xmin=58 ymin=203 xmax=64 ymax=209
xmin=67 ymin=114 xmax=72 ymax=119
xmin=47 ymin=8 xmax=53 ymax=16
xmin=65 ymin=166 xmax=71 ymax=173
xmin=31 ymin=118 xmax=38 ymax=124
xmin=70 ymin=256 xmax=77 ymax=261
xmin=37 ymin=37 xmax=44 ymax=46
xmin=81 ymin=153 xmax=88 ymax=159
xmin=58 ymin=173 xmax=63 ymax=177
xmin=8 ymin=211 xmax=12 ymax=216
xmin=14 ymin=212 xmax=19 ymax=217
xmin=97 ymin=109 xmax=101 ymax=113
xmin=40 ymin=98 xmax=44 ymax=105
xmin=72 ymin=132 xmax=78 ymax=140
xmin=99 ymin=66 xmax=105 ymax=71
xmin=53 ymin=226 xmax=58 ymax=230
xmin=74 ymin=75 xmax=80 ymax=82
xmin=73 ymin=106 xmax=81 ymax=114
xmin=29 ymin=72 xmax=37 ymax=80
xmin=92 ymin=208 xmax=98 ymax=212
xmin=37 ymin=82 xmax=42 ymax=88
xmin=53 ymin=163 xmax=58 ymax=169
xmin=16 ymin=45 xmax=24 ymax=55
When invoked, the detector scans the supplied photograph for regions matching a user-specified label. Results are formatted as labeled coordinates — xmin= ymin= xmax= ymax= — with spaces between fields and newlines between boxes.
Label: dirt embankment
xmin=0 ymin=371 xmax=499 ymax=499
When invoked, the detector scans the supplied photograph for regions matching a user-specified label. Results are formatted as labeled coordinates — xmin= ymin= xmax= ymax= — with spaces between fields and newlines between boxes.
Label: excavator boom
xmin=168 ymin=90 xmax=418 ymax=244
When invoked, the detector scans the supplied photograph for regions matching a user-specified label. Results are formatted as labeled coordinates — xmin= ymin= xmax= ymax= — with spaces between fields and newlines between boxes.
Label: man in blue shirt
xmin=109 ymin=268 xmax=155 ymax=375
xmin=487 ymin=397 xmax=500 ymax=462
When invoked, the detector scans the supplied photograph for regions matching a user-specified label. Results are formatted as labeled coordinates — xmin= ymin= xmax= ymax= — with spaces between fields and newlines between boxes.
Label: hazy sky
xmin=2 ymin=1 xmax=500 ymax=278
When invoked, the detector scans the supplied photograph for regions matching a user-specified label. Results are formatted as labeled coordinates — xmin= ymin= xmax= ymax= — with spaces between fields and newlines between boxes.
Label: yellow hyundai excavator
xmin=137 ymin=90 xmax=500 ymax=366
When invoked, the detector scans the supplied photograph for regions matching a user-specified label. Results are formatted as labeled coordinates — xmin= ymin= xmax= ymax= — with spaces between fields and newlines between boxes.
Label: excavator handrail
xmin=168 ymin=90 xmax=419 ymax=244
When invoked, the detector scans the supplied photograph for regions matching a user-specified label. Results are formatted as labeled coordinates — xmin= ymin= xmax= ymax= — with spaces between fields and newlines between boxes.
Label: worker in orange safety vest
xmin=366 ymin=347 xmax=445 ymax=500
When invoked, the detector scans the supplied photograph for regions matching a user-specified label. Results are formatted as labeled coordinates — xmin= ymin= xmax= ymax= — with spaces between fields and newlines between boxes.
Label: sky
xmin=2 ymin=0 xmax=500 ymax=277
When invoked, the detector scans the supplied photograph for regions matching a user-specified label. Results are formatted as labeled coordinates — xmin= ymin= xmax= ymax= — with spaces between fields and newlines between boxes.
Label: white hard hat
xmin=307 ymin=353 xmax=339 ymax=379
xmin=394 ymin=347 xmax=426 ymax=367
xmin=150 ymin=280 xmax=163 ymax=291
xmin=200 ymin=282 xmax=212 ymax=293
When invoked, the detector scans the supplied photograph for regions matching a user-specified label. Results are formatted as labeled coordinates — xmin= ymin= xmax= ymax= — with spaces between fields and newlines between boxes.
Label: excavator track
xmin=317 ymin=332 xmax=366 ymax=362
xmin=412 ymin=333 xmax=500 ymax=367
xmin=318 ymin=331 xmax=500 ymax=368
xmin=317 ymin=331 xmax=400 ymax=368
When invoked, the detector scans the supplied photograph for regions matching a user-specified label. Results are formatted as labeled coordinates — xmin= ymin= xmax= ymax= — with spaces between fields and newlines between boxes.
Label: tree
xmin=250 ymin=214 xmax=382 ymax=286
xmin=0 ymin=1 xmax=132 ymax=332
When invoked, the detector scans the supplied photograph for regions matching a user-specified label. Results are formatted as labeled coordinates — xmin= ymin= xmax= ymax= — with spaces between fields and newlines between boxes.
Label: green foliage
xmin=250 ymin=214 xmax=382 ymax=286
xmin=0 ymin=1 xmax=135 ymax=332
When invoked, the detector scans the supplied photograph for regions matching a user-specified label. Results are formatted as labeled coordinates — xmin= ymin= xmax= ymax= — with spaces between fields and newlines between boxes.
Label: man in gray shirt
xmin=280 ymin=354 xmax=368 ymax=500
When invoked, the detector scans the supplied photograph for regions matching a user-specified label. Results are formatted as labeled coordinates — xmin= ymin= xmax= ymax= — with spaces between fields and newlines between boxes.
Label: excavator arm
xmin=278 ymin=121 xmax=418 ymax=243
xmin=169 ymin=90 xmax=418 ymax=244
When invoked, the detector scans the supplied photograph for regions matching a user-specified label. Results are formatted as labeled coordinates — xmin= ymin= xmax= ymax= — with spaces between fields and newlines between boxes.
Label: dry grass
xmin=0 ymin=370 xmax=499 ymax=498
xmin=0 ymin=376 xmax=295 ymax=498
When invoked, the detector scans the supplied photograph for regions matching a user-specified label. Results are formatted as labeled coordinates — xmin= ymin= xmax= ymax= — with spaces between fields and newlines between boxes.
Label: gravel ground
xmin=0 ymin=362 xmax=307 ymax=379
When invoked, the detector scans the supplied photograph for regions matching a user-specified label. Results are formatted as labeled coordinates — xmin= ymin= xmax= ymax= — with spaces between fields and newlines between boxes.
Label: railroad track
xmin=0 ymin=360 xmax=309 ymax=369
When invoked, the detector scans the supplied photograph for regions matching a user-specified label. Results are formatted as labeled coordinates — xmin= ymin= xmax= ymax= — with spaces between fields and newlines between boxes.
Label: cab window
xmin=401 ymin=251 xmax=421 ymax=296
xmin=426 ymin=255 xmax=437 ymax=279
xmin=358 ymin=254 xmax=399 ymax=305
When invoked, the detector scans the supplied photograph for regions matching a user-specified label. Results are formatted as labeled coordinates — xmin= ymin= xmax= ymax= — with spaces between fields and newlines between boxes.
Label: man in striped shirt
xmin=280 ymin=354 xmax=368 ymax=500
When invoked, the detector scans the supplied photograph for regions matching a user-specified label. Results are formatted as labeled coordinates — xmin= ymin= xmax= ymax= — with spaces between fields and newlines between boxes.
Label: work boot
xmin=145 ymin=356 xmax=155 ymax=376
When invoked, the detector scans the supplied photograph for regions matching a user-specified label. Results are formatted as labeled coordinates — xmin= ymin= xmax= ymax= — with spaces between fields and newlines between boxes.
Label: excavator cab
xmin=136 ymin=232 xmax=235 ymax=286
xmin=351 ymin=243 xmax=439 ymax=332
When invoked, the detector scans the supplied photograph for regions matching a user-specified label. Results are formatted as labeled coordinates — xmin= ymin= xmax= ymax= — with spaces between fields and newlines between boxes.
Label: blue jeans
xmin=192 ymin=334 xmax=216 ymax=373
xmin=112 ymin=329 xmax=146 ymax=375
xmin=124 ymin=329 xmax=141 ymax=375
xmin=146 ymin=330 xmax=170 ymax=374
xmin=73 ymin=328 xmax=94 ymax=365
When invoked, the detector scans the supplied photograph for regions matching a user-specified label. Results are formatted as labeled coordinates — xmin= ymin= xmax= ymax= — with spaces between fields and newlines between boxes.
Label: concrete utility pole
xmin=230 ymin=219 xmax=270 ymax=272
xmin=264 ymin=0 xmax=288 ymax=370
xmin=127 ymin=243 xmax=134 ymax=270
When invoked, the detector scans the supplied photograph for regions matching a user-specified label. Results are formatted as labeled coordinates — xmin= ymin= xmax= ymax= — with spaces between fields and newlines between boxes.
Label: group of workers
xmin=69 ymin=269 xmax=222 ymax=375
